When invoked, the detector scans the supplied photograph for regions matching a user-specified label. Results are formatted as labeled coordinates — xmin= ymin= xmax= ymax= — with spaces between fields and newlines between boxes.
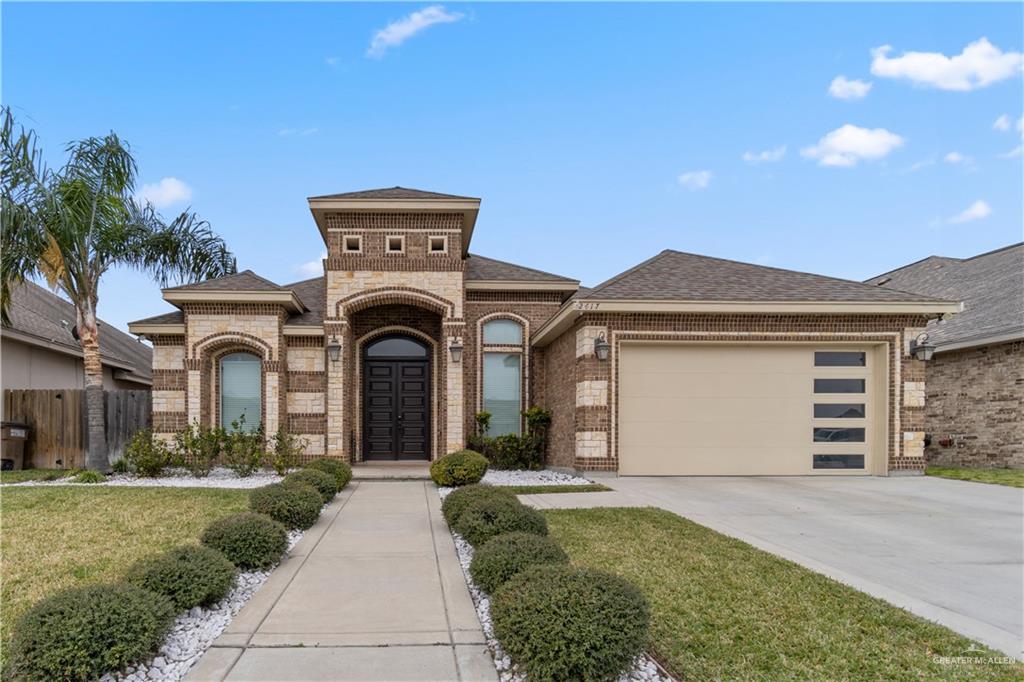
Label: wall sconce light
xmin=909 ymin=332 xmax=935 ymax=362
xmin=593 ymin=333 xmax=611 ymax=361
xmin=449 ymin=339 xmax=464 ymax=363
xmin=326 ymin=335 xmax=342 ymax=363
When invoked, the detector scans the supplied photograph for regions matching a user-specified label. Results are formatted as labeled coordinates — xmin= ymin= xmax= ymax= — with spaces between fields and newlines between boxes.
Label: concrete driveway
xmin=524 ymin=475 xmax=1023 ymax=658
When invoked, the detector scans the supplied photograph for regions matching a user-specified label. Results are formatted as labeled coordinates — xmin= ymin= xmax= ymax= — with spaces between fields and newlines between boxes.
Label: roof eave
xmin=466 ymin=280 xmax=579 ymax=292
xmin=306 ymin=197 xmax=481 ymax=255
xmin=935 ymin=328 xmax=1024 ymax=354
xmin=532 ymin=298 xmax=963 ymax=347
xmin=162 ymin=290 xmax=307 ymax=313
xmin=127 ymin=322 xmax=186 ymax=337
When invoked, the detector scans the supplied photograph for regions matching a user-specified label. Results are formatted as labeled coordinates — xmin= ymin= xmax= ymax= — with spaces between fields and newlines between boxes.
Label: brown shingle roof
xmin=284 ymin=277 xmax=326 ymax=326
xmin=3 ymin=281 xmax=152 ymax=380
xmin=582 ymin=250 xmax=948 ymax=303
xmin=131 ymin=310 xmax=184 ymax=325
xmin=308 ymin=186 xmax=479 ymax=201
xmin=865 ymin=243 xmax=1023 ymax=348
xmin=465 ymin=254 xmax=578 ymax=283
xmin=163 ymin=270 xmax=285 ymax=292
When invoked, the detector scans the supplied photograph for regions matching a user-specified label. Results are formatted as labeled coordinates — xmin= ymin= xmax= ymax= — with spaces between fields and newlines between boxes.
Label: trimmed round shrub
xmin=491 ymin=565 xmax=651 ymax=682
xmin=250 ymin=482 xmax=322 ymax=530
xmin=430 ymin=449 xmax=488 ymax=487
xmin=451 ymin=496 xmax=547 ymax=547
xmin=283 ymin=469 xmax=337 ymax=503
xmin=441 ymin=484 xmax=516 ymax=526
xmin=6 ymin=583 xmax=175 ymax=681
xmin=202 ymin=512 xmax=289 ymax=569
xmin=305 ymin=458 xmax=353 ymax=490
xmin=470 ymin=532 xmax=568 ymax=594
xmin=125 ymin=545 xmax=236 ymax=610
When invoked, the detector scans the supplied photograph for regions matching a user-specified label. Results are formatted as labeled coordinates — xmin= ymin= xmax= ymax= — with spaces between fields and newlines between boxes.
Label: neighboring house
xmin=1 ymin=281 xmax=153 ymax=404
xmin=867 ymin=243 xmax=1023 ymax=469
xmin=128 ymin=187 xmax=958 ymax=476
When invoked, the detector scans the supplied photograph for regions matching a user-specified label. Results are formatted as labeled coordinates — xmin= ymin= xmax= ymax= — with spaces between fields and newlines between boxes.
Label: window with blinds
xmin=483 ymin=352 xmax=521 ymax=436
xmin=483 ymin=319 xmax=523 ymax=345
xmin=220 ymin=353 xmax=261 ymax=432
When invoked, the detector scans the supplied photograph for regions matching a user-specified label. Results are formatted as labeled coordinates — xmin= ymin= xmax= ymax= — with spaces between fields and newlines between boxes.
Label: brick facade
xmin=923 ymin=341 xmax=1023 ymax=468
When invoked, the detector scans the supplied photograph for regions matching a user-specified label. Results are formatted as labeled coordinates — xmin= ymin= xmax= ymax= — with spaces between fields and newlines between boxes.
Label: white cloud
xmin=999 ymin=145 xmax=1023 ymax=159
xmin=677 ymin=170 xmax=712 ymax=190
xmin=943 ymin=151 xmax=972 ymax=165
xmin=870 ymin=38 xmax=1023 ymax=91
xmin=137 ymin=177 xmax=192 ymax=208
xmin=742 ymin=146 xmax=786 ymax=164
xmin=296 ymin=252 xmax=328 ymax=277
xmin=829 ymin=76 xmax=872 ymax=100
xmin=993 ymin=114 xmax=1011 ymax=131
xmin=801 ymin=124 xmax=905 ymax=167
xmin=325 ymin=56 xmax=340 ymax=67
xmin=278 ymin=127 xmax=319 ymax=137
xmin=948 ymin=200 xmax=992 ymax=224
xmin=366 ymin=5 xmax=463 ymax=58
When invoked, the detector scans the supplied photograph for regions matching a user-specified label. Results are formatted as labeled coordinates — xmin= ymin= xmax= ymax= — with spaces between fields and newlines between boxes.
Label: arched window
xmin=365 ymin=335 xmax=429 ymax=358
xmin=481 ymin=319 xmax=525 ymax=436
xmin=220 ymin=352 xmax=261 ymax=432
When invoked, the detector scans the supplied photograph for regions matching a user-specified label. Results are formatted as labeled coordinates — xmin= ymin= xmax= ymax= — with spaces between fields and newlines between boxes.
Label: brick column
xmin=574 ymin=324 xmax=612 ymax=470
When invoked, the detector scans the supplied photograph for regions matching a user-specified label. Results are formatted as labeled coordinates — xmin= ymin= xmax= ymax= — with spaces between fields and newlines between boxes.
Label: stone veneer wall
xmin=923 ymin=340 xmax=1023 ymax=468
xmin=285 ymin=336 xmax=327 ymax=460
xmin=541 ymin=312 xmax=933 ymax=473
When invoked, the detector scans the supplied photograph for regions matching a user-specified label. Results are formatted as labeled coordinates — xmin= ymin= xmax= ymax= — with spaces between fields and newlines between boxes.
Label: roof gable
xmin=163 ymin=270 xmax=285 ymax=293
xmin=308 ymin=186 xmax=479 ymax=201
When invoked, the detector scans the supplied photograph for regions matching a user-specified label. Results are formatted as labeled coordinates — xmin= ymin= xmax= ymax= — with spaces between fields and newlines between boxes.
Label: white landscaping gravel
xmin=100 ymin=530 xmax=304 ymax=682
xmin=3 ymin=467 xmax=284 ymax=489
xmin=481 ymin=469 xmax=594 ymax=487
xmin=438 ymin=485 xmax=670 ymax=682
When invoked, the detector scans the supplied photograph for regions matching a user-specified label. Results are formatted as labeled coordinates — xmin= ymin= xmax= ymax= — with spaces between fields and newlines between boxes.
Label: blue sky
xmin=3 ymin=2 xmax=1022 ymax=334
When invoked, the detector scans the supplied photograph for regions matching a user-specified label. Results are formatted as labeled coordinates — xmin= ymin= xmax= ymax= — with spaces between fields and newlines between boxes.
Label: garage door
xmin=618 ymin=344 xmax=880 ymax=475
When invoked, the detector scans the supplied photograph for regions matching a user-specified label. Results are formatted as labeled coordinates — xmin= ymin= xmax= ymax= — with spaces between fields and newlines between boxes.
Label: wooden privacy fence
xmin=3 ymin=389 xmax=151 ymax=469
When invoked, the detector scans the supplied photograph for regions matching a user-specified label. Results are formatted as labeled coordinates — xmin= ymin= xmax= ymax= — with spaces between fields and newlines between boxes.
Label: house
xmin=866 ymin=243 xmax=1022 ymax=469
xmin=2 ymin=280 xmax=152 ymax=404
xmin=127 ymin=187 xmax=959 ymax=476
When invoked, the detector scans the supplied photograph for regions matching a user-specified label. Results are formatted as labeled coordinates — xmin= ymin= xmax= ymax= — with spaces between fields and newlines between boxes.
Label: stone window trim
xmin=334 ymin=287 xmax=455 ymax=320
xmin=475 ymin=312 xmax=530 ymax=434
xmin=427 ymin=235 xmax=448 ymax=255
xmin=342 ymin=235 xmax=363 ymax=253
xmin=385 ymin=235 xmax=406 ymax=254
xmin=352 ymin=325 xmax=441 ymax=463
xmin=192 ymin=331 xmax=275 ymax=363
xmin=602 ymin=330 xmax=906 ymax=474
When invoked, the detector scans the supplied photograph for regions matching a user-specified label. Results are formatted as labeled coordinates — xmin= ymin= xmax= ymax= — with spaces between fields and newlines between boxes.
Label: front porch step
xmin=351 ymin=464 xmax=432 ymax=481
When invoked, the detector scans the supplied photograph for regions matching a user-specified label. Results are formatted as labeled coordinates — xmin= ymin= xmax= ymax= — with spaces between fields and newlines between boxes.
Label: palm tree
xmin=1 ymin=108 xmax=236 ymax=471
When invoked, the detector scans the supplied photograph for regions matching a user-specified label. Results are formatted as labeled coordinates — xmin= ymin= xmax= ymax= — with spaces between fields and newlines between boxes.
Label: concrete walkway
xmin=522 ymin=475 xmax=1024 ymax=660
xmin=187 ymin=481 xmax=496 ymax=681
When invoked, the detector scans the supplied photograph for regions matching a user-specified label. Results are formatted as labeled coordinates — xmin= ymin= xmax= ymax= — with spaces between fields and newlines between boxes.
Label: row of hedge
xmin=5 ymin=458 xmax=351 ymax=681
xmin=120 ymin=421 xmax=311 ymax=479
xmin=443 ymin=484 xmax=651 ymax=681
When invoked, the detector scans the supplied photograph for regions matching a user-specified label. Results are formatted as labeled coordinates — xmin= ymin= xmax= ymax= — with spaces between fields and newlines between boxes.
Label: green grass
xmin=0 ymin=468 xmax=76 ymax=484
xmin=546 ymin=507 xmax=1022 ymax=681
xmin=926 ymin=466 xmax=1024 ymax=488
xmin=1 ymin=486 xmax=248 ymax=652
xmin=501 ymin=483 xmax=611 ymax=495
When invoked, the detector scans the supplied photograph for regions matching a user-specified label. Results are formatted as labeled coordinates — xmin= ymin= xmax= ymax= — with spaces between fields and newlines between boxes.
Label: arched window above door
xmin=220 ymin=352 xmax=261 ymax=432
xmin=365 ymin=335 xmax=429 ymax=358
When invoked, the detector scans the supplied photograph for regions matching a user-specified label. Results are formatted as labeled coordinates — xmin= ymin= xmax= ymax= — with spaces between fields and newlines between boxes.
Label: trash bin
xmin=1 ymin=422 xmax=29 ymax=471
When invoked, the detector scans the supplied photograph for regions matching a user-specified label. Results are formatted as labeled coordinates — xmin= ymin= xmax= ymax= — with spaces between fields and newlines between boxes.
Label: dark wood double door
xmin=362 ymin=335 xmax=431 ymax=460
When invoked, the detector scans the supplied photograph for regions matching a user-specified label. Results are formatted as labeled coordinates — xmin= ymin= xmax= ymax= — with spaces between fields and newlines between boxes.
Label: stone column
xmin=325 ymin=321 xmax=346 ymax=461
xmin=263 ymin=362 xmax=281 ymax=436
xmin=574 ymin=325 xmax=611 ymax=469
xmin=184 ymin=358 xmax=202 ymax=426
xmin=445 ymin=326 xmax=466 ymax=455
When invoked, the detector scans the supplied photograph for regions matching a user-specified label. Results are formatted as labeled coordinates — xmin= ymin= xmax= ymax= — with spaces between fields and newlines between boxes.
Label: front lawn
xmin=546 ymin=508 xmax=1021 ymax=681
xmin=1 ymin=486 xmax=248 ymax=647
xmin=0 ymin=468 xmax=75 ymax=484
xmin=502 ymin=483 xmax=611 ymax=495
xmin=926 ymin=466 xmax=1024 ymax=488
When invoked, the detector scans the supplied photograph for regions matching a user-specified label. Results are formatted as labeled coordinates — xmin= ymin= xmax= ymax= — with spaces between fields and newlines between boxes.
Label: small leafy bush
xmin=125 ymin=545 xmax=236 ymax=611
xmin=202 ymin=512 xmax=288 ymax=569
xmin=74 ymin=470 xmax=105 ymax=484
xmin=451 ymin=496 xmax=547 ymax=547
xmin=474 ymin=410 xmax=492 ymax=436
xmin=469 ymin=532 xmax=568 ymax=594
xmin=270 ymin=427 xmax=307 ymax=475
xmin=6 ymin=583 xmax=175 ymax=681
xmin=491 ymin=565 xmax=651 ymax=682
xmin=250 ymin=482 xmax=322 ymax=530
xmin=111 ymin=458 xmax=129 ymax=474
xmin=430 ymin=449 xmax=488 ymax=487
xmin=174 ymin=422 xmax=224 ymax=477
xmin=124 ymin=428 xmax=174 ymax=477
xmin=284 ymin=469 xmax=337 ymax=504
xmin=305 ymin=458 xmax=353 ymax=490
xmin=441 ymin=483 xmax=515 ymax=525
xmin=222 ymin=417 xmax=265 ymax=477
xmin=468 ymin=406 xmax=552 ymax=470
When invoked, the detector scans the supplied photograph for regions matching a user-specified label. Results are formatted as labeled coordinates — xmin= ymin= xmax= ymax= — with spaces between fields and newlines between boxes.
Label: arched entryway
xmin=362 ymin=334 xmax=432 ymax=460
